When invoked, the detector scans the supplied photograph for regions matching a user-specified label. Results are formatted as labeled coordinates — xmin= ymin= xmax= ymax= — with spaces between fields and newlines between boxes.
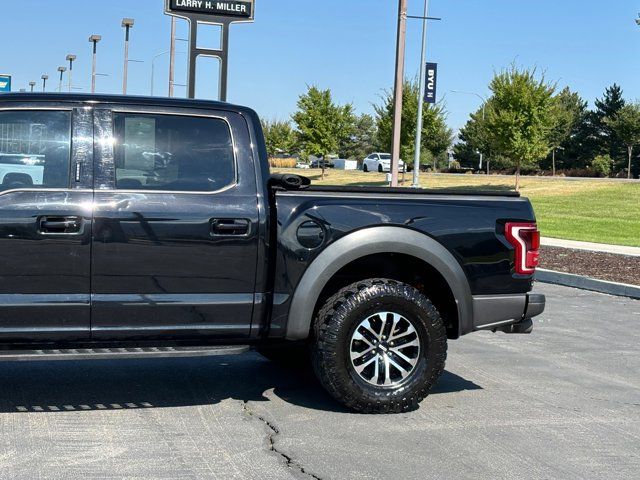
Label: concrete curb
xmin=536 ymin=269 xmax=640 ymax=300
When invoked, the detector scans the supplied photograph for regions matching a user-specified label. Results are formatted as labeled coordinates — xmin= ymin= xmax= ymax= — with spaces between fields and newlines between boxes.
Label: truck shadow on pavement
xmin=0 ymin=352 xmax=482 ymax=414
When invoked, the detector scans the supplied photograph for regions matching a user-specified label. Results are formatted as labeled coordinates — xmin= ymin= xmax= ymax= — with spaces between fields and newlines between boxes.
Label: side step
xmin=0 ymin=345 xmax=250 ymax=362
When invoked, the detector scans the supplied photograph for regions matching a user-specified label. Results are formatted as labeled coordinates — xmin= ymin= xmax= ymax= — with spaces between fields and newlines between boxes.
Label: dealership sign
xmin=424 ymin=63 xmax=437 ymax=104
xmin=0 ymin=75 xmax=11 ymax=93
xmin=167 ymin=0 xmax=254 ymax=20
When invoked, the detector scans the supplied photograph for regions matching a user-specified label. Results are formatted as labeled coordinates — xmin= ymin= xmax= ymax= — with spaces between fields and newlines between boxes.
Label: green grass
xmin=274 ymin=169 xmax=640 ymax=247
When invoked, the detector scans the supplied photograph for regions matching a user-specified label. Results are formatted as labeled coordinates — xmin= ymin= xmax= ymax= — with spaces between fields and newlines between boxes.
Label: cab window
xmin=0 ymin=110 xmax=71 ymax=191
xmin=113 ymin=113 xmax=235 ymax=192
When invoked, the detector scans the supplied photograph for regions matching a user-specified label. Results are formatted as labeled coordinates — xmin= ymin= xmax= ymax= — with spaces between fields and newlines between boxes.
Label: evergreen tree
xmin=594 ymin=84 xmax=627 ymax=169
xmin=340 ymin=114 xmax=377 ymax=160
xmin=374 ymin=79 xmax=452 ymax=168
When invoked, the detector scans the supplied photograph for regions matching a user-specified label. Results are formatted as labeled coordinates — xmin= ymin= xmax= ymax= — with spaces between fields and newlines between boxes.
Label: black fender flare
xmin=285 ymin=226 xmax=473 ymax=340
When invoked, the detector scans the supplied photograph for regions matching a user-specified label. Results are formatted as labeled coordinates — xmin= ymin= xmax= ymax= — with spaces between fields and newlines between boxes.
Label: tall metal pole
xmin=57 ymin=67 xmax=67 ymax=93
xmin=41 ymin=75 xmax=48 ymax=92
xmin=479 ymin=104 xmax=485 ymax=170
xmin=412 ymin=0 xmax=430 ymax=188
xmin=391 ymin=0 xmax=408 ymax=187
xmin=122 ymin=19 xmax=135 ymax=95
xmin=29 ymin=82 xmax=36 ymax=92
xmin=169 ymin=16 xmax=177 ymax=97
xmin=89 ymin=35 xmax=101 ymax=94
xmin=66 ymin=55 xmax=76 ymax=93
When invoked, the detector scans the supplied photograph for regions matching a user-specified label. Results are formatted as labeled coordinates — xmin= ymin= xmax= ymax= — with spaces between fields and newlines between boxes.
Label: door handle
xmin=38 ymin=216 xmax=83 ymax=235
xmin=211 ymin=219 xmax=250 ymax=236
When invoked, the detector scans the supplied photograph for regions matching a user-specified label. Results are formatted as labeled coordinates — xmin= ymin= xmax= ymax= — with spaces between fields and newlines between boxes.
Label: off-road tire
xmin=312 ymin=279 xmax=447 ymax=413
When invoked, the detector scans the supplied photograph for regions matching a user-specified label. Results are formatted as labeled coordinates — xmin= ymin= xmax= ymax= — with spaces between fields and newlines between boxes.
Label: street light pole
xmin=89 ymin=35 xmax=102 ymax=94
xmin=57 ymin=67 xmax=67 ymax=93
xmin=412 ymin=0 xmax=430 ymax=188
xmin=169 ymin=16 xmax=177 ymax=97
xmin=122 ymin=18 xmax=135 ymax=95
xmin=66 ymin=55 xmax=76 ymax=93
xmin=41 ymin=75 xmax=48 ymax=92
xmin=391 ymin=0 xmax=408 ymax=187
xmin=29 ymin=82 xmax=36 ymax=92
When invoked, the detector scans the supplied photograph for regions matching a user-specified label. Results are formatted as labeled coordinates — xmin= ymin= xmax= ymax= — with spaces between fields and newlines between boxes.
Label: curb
xmin=536 ymin=269 xmax=640 ymax=300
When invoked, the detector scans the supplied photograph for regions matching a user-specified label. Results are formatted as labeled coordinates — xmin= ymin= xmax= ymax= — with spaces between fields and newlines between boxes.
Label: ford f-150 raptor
xmin=0 ymin=93 xmax=545 ymax=413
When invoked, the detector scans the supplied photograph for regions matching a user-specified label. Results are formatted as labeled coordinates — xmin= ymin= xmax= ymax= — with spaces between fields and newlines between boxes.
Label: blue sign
xmin=424 ymin=63 xmax=437 ymax=104
xmin=0 ymin=75 xmax=11 ymax=93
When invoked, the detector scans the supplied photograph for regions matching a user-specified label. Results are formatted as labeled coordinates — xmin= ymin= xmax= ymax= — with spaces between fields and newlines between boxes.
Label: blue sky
xmin=1 ymin=0 xmax=640 ymax=131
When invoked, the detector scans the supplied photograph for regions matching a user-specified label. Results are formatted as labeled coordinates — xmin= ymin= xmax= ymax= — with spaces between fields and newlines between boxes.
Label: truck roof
xmin=0 ymin=92 xmax=254 ymax=115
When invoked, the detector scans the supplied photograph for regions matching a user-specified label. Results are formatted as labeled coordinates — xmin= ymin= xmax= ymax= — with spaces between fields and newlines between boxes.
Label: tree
xmin=547 ymin=87 xmax=584 ymax=175
xmin=340 ymin=114 xmax=377 ymax=160
xmin=261 ymin=119 xmax=297 ymax=158
xmin=374 ymin=79 xmax=452 ymax=169
xmin=605 ymin=102 xmax=640 ymax=179
xmin=454 ymin=105 xmax=492 ymax=170
xmin=483 ymin=66 xmax=556 ymax=190
xmin=292 ymin=86 xmax=355 ymax=162
xmin=594 ymin=84 xmax=626 ymax=169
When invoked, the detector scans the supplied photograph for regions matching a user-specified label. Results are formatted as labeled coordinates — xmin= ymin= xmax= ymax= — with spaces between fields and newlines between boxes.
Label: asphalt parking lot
xmin=0 ymin=283 xmax=638 ymax=480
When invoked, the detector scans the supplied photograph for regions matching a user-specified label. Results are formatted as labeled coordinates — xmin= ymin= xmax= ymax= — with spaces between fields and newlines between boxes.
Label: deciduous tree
xmin=292 ymin=86 xmax=355 ymax=162
xmin=484 ymin=66 xmax=556 ymax=189
xmin=261 ymin=119 xmax=297 ymax=158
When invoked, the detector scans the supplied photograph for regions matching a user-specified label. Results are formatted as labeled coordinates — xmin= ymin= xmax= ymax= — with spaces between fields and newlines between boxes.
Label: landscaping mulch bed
xmin=540 ymin=246 xmax=640 ymax=287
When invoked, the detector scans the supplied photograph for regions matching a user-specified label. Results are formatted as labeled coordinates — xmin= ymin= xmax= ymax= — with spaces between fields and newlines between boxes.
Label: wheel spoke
xmin=387 ymin=313 xmax=404 ymax=340
xmin=350 ymin=345 xmax=375 ymax=363
xmin=391 ymin=332 xmax=418 ymax=347
xmin=387 ymin=354 xmax=410 ymax=376
xmin=388 ymin=350 xmax=415 ymax=372
xmin=352 ymin=330 xmax=374 ymax=348
xmin=354 ymin=355 xmax=376 ymax=375
xmin=382 ymin=355 xmax=392 ymax=385
xmin=358 ymin=324 xmax=379 ymax=345
xmin=389 ymin=347 xmax=415 ymax=365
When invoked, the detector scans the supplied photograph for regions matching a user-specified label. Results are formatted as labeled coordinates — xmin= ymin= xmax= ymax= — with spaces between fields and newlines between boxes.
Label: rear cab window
xmin=113 ymin=113 xmax=236 ymax=192
xmin=0 ymin=110 xmax=71 ymax=191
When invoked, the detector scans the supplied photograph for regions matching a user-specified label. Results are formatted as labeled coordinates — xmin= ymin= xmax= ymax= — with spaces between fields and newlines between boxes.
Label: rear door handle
xmin=38 ymin=216 xmax=83 ymax=235
xmin=211 ymin=219 xmax=250 ymax=236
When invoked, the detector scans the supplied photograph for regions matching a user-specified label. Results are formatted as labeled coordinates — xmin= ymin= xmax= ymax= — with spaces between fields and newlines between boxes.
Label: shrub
xmin=269 ymin=158 xmax=297 ymax=168
xmin=591 ymin=155 xmax=613 ymax=178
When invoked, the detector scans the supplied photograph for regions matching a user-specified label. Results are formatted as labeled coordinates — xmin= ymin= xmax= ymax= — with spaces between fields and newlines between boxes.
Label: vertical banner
xmin=424 ymin=63 xmax=437 ymax=104
xmin=0 ymin=75 xmax=11 ymax=93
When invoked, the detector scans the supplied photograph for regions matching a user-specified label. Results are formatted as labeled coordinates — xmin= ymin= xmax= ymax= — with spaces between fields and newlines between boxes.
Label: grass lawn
xmin=273 ymin=168 xmax=640 ymax=247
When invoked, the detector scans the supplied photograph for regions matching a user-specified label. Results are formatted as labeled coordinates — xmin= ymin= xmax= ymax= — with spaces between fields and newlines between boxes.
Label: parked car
xmin=0 ymin=93 xmax=545 ymax=414
xmin=363 ymin=152 xmax=406 ymax=173
xmin=310 ymin=158 xmax=335 ymax=169
xmin=295 ymin=162 xmax=310 ymax=169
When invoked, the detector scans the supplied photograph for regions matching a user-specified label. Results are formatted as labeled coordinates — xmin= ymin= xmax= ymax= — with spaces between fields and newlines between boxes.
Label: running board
xmin=0 ymin=345 xmax=250 ymax=362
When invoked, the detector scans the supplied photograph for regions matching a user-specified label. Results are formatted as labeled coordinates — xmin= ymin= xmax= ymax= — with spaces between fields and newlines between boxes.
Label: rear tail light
xmin=505 ymin=222 xmax=540 ymax=275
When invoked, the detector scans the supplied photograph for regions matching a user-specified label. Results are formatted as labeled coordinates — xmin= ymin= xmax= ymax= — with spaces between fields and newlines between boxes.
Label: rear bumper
xmin=470 ymin=292 xmax=546 ymax=335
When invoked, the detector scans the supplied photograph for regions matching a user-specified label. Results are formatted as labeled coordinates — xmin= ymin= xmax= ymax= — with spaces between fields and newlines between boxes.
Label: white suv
xmin=362 ymin=153 xmax=405 ymax=173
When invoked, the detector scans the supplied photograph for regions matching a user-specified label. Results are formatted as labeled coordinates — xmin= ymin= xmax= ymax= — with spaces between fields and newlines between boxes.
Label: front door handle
xmin=211 ymin=219 xmax=250 ymax=236
xmin=38 ymin=216 xmax=83 ymax=235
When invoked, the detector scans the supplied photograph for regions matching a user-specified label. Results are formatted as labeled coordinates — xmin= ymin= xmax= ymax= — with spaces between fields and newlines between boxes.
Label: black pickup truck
xmin=0 ymin=93 xmax=545 ymax=413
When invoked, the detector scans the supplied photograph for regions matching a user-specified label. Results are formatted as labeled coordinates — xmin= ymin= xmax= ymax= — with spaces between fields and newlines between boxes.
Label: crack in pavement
xmin=242 ymin=401 xmax=322 ymax=480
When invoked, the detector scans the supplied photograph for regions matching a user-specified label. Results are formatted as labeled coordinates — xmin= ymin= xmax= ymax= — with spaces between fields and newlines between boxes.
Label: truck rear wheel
xmin=312 ymin=279 xmax=447 ymax=413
